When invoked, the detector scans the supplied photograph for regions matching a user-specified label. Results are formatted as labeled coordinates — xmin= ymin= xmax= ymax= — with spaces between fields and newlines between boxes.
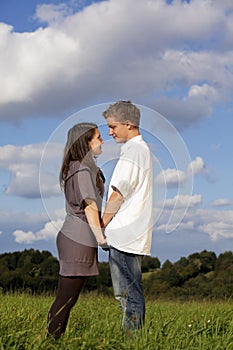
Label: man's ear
xmin=126 ymin=120 xmax=133 ymax=130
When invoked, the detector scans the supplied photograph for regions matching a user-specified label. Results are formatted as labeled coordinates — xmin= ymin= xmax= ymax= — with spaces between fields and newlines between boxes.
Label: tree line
xmin=0 ymin=248 xmax=232 ymax=299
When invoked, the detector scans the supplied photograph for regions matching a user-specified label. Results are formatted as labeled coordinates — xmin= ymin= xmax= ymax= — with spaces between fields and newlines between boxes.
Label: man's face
xmin=107 ymin=116 xmax=129 ymax=143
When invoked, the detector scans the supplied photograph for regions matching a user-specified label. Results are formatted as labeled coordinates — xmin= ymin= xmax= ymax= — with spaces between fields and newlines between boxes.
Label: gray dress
xmin=57 ymin=161 xmax=104 ymax=277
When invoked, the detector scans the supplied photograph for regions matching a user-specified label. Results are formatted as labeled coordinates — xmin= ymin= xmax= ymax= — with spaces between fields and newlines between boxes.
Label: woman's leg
xmin=47 ymin=275 xmax=86 ymax=339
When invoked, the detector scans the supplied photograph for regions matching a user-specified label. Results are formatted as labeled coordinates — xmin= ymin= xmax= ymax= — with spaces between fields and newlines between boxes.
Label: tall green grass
xmin=0 ymin=293 xmax=232 ymax=349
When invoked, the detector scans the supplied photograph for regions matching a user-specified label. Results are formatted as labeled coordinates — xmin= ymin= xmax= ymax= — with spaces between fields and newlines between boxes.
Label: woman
xmin=47 ymin=122 xmax=107 ymax=339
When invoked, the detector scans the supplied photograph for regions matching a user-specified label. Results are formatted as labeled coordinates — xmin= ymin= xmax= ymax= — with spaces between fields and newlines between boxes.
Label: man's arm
xmin=102 ymin=188 xmax=124 ymax=228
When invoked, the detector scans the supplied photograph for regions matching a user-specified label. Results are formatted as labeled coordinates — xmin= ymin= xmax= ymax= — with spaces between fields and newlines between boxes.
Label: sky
xmin=0 ymin=0 xmax=233 ymax=264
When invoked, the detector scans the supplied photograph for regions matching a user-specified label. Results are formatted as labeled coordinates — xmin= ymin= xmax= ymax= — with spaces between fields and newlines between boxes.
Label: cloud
xmin=162 ymin=194 xmax=202 ymax=209
xmin=6 ymin=188 xmax=232 ymax=248
xmin=155 ymin=168 xmax=186 ymax=187
xmin=212 ymin=198 xmax=233 ymax=207
xmin=0 ymin=206 xmax=65 ymax=246
xmin=11 ymin=194 xmax=233 ymax=245
xmin=188 ymin=156 xmax=205 ymax=175
xmin=156 ymin=220 xmax=195 ymax=234
xmin=155 ymin=156 xmax=205 ymax=187
xmin=154 ymin=193 xmax=202 ymax=233
xmin=197 ymin=209 xmax=233 ymax=240
xmin=35 ymin=3 xmax=73 ymax=25
xmin=0 ymin=0 xmax=233 ymax=128
xmin=156 ymin=201 xmax=233 ymax=241
xmin=0 ymin=143 xmax=63 ymax=198
xmin=188 ymin=83 xmax=217 ymax=99
xmin=13 ymin=219 xmax=63 ymax=244
xmin=0 ymin=210 xmax=48 ymax=234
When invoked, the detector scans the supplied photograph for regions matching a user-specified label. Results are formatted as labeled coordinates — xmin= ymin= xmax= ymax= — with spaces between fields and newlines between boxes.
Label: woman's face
xmin=89 ymin=128 xmax=104 ymax=156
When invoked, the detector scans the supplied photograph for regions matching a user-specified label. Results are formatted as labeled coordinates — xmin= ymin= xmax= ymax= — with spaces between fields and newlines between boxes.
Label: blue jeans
xmin=109 ymin=247 xmax=145 ymax=331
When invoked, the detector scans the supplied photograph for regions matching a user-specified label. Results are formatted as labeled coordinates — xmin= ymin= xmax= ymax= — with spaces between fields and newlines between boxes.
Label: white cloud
xmin=154 ymin=193 xmax=202 ymax=233
xmin=155 ymin=156 xmax=206 ymax=187
xmin=156 ymin=220 xmax=195 ymax=234
xmin=0 ymin=210 xmax=48 ymax=233
xmin=0 ymin=144 xmax=42 ymax=164
xmin=0 ymin=143 xmax=63 ymax=198
xmin=156 ymin=205 xmax=233 ymax=241
xmin=200 ymin=221 xmax=231 ymax=240
xmin=13 ymin=219 xmax=63 ymax=244
xmin=8 ymin=199 xmax=233 ymax=245
xmin=188 ymin=84 xmax=217 ymax=99
xmin=155 ymin=195 xmax=233 ymax=241
xmin=35 ymin=3 xmax=73 ymax=25
xmin=162 ymin=194 xmax=202 ymax=209
xmin=155 ymin=168 xmax=186 ymax=187
xmin=188 ymin=156 xmax=205 ymax=175
xmin=212 ymin=198 xmax=233 ymax=207
xmin=197 ymin=209 xmax=233 ymax=240
xmin=0 ymin=136 xmax=207 ymax=205
xmin=0 ymin=0 xmax=233 ymax=127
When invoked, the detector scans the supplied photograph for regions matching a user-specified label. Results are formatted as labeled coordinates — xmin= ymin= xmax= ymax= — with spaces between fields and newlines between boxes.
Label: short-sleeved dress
xmin=57 ymin=160 xmax=105 ymax=277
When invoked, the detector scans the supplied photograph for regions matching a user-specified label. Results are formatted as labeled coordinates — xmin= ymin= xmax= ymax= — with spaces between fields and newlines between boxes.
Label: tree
xmin=0 ymin=249 xmax=233 ymax=298
xmin=215 ymin=251 xmax=233 ymax=272
xmin=199 ymin=250 xmax=217 ymax=273
xmin=142 ymin=256 xmax=160 ymax=272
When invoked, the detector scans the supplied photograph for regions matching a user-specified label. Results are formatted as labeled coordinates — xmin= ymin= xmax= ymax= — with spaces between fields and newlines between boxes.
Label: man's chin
xmin=114 ymin=137 xmax=124 ymax=143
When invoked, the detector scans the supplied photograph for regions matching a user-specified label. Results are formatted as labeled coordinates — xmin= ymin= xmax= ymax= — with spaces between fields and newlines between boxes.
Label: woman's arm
xmin=84 ymin=199 xmax=107 ymax=246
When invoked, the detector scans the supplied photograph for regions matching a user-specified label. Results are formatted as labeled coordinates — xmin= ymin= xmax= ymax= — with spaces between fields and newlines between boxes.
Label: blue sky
xmin=0 ymin=0 xmax=233 ymax=263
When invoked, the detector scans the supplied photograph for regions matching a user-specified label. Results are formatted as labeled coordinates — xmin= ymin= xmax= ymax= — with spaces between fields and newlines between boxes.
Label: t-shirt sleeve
xmin=110 ymin=156 xmax=139 ymax=199
xmin=74 ymin=169 xmax=97 ymax=204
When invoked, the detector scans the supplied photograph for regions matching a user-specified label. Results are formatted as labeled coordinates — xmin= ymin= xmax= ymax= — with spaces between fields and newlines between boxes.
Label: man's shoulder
xmin=124 ymin=137 xmax=150 ymax=155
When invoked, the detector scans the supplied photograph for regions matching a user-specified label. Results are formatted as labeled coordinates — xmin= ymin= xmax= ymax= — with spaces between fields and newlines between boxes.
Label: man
xmin=102 ymin=101 xmax=153 ymax=332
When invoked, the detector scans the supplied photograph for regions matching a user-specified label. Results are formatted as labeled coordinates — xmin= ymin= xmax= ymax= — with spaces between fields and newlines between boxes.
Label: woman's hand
xmin=84 ymin=199 xmax=108 ymax=248
xmin=98 ymin=236 xmax=108 ymax=248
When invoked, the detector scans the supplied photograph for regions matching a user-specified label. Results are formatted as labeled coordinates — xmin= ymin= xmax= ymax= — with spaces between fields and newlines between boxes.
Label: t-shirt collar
xmin=121 ymin=135 xmax=142 ymax=151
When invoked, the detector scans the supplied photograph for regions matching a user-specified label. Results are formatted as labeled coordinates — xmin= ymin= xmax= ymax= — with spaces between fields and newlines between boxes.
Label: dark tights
xmin=47 ymin=275 xmax=87 ymax=339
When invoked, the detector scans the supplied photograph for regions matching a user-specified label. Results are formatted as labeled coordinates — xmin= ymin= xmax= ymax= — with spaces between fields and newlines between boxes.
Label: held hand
xmin=100 ymin=219 xmax=106 ymax=230
xmin=98 ymin=237 xmax=108 ymax=249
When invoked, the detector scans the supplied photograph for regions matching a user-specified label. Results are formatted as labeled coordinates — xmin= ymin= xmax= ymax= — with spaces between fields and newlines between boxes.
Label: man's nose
xmin=109 ymin=129 xmax=114 ymax=136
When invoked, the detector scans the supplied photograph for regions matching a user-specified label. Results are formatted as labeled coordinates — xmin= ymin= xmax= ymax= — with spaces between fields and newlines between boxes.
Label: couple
xmin=47 ymin=101 xmax=153 ymax=339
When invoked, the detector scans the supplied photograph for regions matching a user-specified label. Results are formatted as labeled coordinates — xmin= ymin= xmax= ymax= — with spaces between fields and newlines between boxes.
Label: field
xmin=0 ymin=293 xmax=232 ymax=350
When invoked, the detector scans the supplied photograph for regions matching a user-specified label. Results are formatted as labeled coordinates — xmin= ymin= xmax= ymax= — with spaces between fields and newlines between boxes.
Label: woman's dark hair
xmin=59 ymin=122 xmax=101 ymax=189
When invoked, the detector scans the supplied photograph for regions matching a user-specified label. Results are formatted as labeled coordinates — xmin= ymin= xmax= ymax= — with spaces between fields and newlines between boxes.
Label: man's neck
xmin=126 ymin=129 xmax=140 ymax=141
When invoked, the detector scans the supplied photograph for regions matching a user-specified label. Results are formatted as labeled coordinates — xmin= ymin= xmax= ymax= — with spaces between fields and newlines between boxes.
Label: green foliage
xmin=0 ymin=249 xmax=59 ymax=293
xmin=0 ymin=249 xmax=233 ymax=300
xmin=143 ymin=250 xmax=233 ymax=300
xmin=142 ymin=256 xmax=160 ymax=272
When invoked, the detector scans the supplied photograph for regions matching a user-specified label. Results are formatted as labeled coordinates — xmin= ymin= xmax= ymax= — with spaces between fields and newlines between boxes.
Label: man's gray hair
xmin=102 ymin=101 xmax=140 ymax=127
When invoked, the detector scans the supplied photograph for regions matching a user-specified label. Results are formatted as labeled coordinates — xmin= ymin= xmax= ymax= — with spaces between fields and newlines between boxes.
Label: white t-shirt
xmin=105 ymin=135 xmax=153 ymax=255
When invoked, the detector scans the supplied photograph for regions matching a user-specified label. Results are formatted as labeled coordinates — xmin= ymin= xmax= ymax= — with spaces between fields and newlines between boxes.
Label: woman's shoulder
xmin=67 ymin=161 xmax=91 ymax=179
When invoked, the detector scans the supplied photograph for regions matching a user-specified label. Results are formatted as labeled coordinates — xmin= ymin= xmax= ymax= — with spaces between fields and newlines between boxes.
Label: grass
xmin=0 ymin=293 xmax=233 ymax=349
